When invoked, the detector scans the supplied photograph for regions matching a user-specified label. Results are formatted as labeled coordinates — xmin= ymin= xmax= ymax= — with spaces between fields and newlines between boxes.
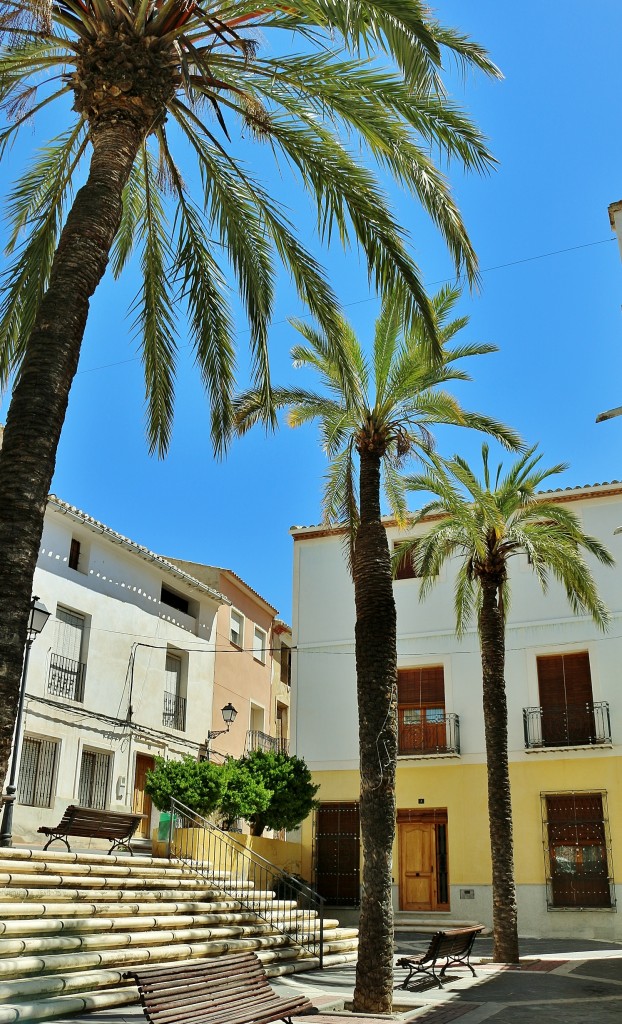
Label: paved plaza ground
xmin=53 ymin=932 xmax=622 ymax=1024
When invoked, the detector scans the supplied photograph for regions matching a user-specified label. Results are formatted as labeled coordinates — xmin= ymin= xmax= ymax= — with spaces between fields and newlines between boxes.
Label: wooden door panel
xmin=400 ymin=822 xmax=436 ymax=911
xmin=132 ymin=754 xmax=155 ymax=838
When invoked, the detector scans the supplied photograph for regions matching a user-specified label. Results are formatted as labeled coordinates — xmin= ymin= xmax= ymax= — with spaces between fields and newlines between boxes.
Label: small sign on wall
xmin=460 ymin=888 xmax=475 ymax=899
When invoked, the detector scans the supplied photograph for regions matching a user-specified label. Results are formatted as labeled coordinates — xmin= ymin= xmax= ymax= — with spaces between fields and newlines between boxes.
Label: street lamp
xmin=0 ymin=596 xmax=51 ymax=847
xmin=205 ymin=703 xmax=237 ymax=761
xmin=207 ymin=702 xmax=238 ymax=740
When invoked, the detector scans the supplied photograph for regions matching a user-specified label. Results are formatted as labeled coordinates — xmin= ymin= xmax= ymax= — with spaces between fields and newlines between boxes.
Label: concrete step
xmin=0 ymin=918 xmax=348 ymax=958
xmin=0 ymin=950 xmax=358 ymax=1024
xmin=0 ymin=848 xmax=359 ymax=1022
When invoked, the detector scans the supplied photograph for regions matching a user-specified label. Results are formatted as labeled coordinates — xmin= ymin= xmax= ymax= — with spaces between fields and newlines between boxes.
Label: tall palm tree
xmin=400 ymin=446 xmax=614 ymax=963
xmin=235 ymin=287 xmax=521 ymax=1011
xmin=0 ymin=0 xmax=502 ymax=788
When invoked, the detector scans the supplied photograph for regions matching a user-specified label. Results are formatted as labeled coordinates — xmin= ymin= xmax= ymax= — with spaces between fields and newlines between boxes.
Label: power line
xmin=76 ymin=236 xmax=616 ymax=378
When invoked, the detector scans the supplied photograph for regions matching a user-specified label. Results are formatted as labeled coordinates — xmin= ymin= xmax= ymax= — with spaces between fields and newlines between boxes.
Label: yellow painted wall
xmin=152 ymin=827 xmax=302 ymax=880
xmin=305 ymin=754 xmax=622 ymax=888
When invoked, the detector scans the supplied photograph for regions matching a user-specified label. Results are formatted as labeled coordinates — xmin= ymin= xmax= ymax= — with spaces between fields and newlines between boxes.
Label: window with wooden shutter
xmin=537 ymin=653 xmax=595 ymax=745
xmin=398 ymin=667 xmax=447 ymax=754
xmin=544 ymin=792 xmax=613 ymax=908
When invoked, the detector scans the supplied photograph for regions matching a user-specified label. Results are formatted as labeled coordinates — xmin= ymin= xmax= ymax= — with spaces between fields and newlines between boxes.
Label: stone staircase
xmin=0 ymin=847 xmax=358 ymax=1023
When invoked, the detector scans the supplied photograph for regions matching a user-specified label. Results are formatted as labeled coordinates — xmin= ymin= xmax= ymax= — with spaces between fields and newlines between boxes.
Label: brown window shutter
xmin=537 ymin=652 xmax=592 ymax=709
xmin=68 ymin=538 xmax=80 ymax=571
xmin=398 ymin=666 xmax=444 ymax=706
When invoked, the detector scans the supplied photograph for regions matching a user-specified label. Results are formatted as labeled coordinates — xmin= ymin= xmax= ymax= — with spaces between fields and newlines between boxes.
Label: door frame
xmin=397 ymin=808 xmax=449 ymax=911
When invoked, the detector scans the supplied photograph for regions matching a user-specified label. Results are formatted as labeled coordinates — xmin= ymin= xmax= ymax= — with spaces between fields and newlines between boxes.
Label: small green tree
xmin=145 ymin=756 xmax=224 ymax=816
xmin=237 ymin=750 xmax=320 ymax=837
xmin=217 ymin=758 xmax=273 ymax=831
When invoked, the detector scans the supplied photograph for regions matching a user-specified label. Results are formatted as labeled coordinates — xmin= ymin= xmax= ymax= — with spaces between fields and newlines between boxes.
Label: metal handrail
xmin=245 ymin=730 xmax=289 ymax=755
xmin=47 ymin=653 xmax=86 ymax=702
xmin=167 ymin=798 xmax=325 ymax=967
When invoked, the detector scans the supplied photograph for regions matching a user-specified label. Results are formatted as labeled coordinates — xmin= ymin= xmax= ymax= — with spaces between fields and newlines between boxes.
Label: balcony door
xmin=537 ymin=652 xmax=595 ymax=746
xmin=398 ymin=666 xmax=446 ymax=754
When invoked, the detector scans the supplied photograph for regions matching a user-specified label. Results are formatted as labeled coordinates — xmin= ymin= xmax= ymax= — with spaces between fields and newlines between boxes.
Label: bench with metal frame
xmin=397 ymin=926 xmax=484 ymax=989
xmin=37 ymin=804 xmax=146 ymax=855
xmin=124 ymin=951 xmax=315 ymax=1024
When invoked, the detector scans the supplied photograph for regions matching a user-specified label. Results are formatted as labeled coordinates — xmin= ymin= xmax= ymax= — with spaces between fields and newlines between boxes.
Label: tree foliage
xmin=238 ymin=749 xmax=320 ymax=836
xmin=144 ymin=755 xmax=225 ymax=815
xmin=143 ymin=750 xmax=318 ymax=835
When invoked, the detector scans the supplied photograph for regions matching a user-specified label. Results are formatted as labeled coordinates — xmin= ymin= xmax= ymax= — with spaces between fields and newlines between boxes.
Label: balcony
xmin=47 ymin=654 xmax=86 ymax=702
xmin=523 ymin=702 xmax=611 ymax=749
xmin=246 ymin=730 xmax=289 ymax=755
xmin=398 ymin=713 xmax=460 ymax=756
xmin=163 ymin=691 xmax=187 ymax=732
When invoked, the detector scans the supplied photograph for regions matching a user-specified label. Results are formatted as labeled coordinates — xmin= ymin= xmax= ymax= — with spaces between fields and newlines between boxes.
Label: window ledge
xmin=397 ymin=752 xmax=461 ymax=761
xmin=547 ymin=905 xmax=617 ymax=913
xmin=526 ymin=743 xmax=613 ymax=753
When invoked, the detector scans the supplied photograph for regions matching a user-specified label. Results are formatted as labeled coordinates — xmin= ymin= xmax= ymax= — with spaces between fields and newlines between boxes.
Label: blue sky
xmin=1 ymin=1 xmax=621 ymax=623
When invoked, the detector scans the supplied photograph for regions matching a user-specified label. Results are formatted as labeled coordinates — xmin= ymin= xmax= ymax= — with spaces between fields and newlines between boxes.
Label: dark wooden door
xmin=314 ymin=802 xmax=360 ymax=906
xmin=132 ymin=753 xmax=155 ymax=838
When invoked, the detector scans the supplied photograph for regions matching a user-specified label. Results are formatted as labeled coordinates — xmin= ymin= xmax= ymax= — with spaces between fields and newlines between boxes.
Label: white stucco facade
xmin=291 ymin=482 xmax=622 ymax=940
xmin=10 ymin=496 xmax=226 ymax=846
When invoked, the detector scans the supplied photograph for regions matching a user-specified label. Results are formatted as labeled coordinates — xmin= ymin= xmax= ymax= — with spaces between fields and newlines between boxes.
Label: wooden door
xmin=399 ymin=822 xmax=436 ymax=910
xmin=314 ymin=803 xmax=360 ymax=906
xmin=132 ymin=754 xmax=155 ymax=838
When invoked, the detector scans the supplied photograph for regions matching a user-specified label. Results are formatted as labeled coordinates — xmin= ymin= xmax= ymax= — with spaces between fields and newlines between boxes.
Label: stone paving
xmin=52 ymin=933 xmax=622 ymax=1024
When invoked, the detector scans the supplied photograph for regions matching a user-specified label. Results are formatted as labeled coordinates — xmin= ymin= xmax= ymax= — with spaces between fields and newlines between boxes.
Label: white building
xmin=291 ymin=481 xmax=622 ymax=941
xmin=10 ymin=495 xmax=227 ymax=846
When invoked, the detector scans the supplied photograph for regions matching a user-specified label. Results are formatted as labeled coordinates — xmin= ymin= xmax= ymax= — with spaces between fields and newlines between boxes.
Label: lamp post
xmin=0 ymin=597 xmax=51 ymax=847
xmin=205 ymin=703 xmax=237 ymax=760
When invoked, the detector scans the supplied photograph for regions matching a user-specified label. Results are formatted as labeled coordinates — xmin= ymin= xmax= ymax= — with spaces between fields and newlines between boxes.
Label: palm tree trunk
xmin=0 ymin=118 xmax=145 ymax=790
xmin=352 ymin=448 xmax=398 ymax=1013
xmin=478 ymin=577 xmax=519 ymax=963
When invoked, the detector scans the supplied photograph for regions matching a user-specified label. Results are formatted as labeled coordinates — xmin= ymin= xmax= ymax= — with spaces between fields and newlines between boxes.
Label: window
xmin=68 ymin=538 xmax=81 ymax=571
xmin=48 ymin=607 xmax=87 ymax=701
xmin=78 ymin=749 xmax=112 ymax=809
xmin=537 ymin=652 xmax=596 ymax=746
xmin=393 ymin=542 xmax=437 ymax=580
xmin=230 ymin=609 xmax=244 ymax=647
xmin=163 ymin=652 xmax=186 ymax=731
xmin=280 ymin=645 xmax=291 ymax=686
xmin=544 ymin=792 xmax=613 ymax=909
xmin=17 ymin=736 xmax=58 ymax=807
xmin=393 ymin=542 xmax=419 ymax=580
xmin=398 ymin=666 xmax=453 ymax=754
xmin=161 ymin=585 xmax=189 ymax=616
xmin=253 ymin=625 xmax=267 ymax=664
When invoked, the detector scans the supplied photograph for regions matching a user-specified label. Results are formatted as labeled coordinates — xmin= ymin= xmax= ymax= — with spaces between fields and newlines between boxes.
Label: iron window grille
xmin=78 ymin=749 xmax=111 ymax=810
xmin=48 ymin=653 xmax=86 ymax=702
xmin=162 ymin=690 xmax=187 ymax=731
xmin=17 ymin=736 xmax=59 ymax=808
xmin=541 ymin=790 xmax=616 ymax=911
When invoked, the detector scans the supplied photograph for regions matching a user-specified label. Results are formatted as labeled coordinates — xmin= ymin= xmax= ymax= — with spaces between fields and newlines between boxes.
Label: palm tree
xmin=400 ymin=446 xmax=614 ymax=963
xmin=235 ymin=287 xmax=521 ymax=1011
xmin=0 ymin=1 xmax=502 ymax=788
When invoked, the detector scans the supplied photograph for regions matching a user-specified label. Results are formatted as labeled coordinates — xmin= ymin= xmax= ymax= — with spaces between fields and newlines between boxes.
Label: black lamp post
xmin=205 ymin=702 xmax=237 ymax=759
xmin=0 ymin=596 xmax=51 ymax=847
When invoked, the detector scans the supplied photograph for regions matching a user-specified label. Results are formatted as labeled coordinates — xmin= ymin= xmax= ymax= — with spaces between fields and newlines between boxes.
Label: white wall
xmin=11 ymin=505 xmax=221 ymax=845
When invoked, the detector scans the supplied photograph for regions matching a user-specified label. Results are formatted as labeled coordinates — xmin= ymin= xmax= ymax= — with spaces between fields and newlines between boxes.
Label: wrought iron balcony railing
xmin=47 ymin=654 xmax=86 ymax=702
xmin=398 ymin=713 xmax=460 ymax=756
xmin=163 ymin=690 xmax=187 ymax=732
xmin=246 ymin=729 xmax=289 ymax=755
xmin=523 ymin=702 xmax=611 ymax=748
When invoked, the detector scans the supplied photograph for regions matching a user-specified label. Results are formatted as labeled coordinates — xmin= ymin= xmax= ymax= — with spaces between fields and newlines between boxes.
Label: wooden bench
xmin=397 ymin=926 xmax=484 ymax=989
xmin=124 ymin=951 xmax=315 ymax=1024
xmin=38 ymin=805 xmax=146 ymax=855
